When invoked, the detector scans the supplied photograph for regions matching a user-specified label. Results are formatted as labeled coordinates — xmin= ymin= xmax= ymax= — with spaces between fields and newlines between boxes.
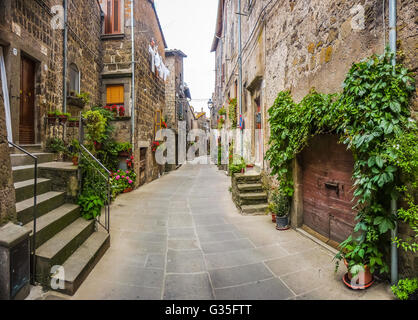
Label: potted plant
xmin=111 ymin=105 xmax=118 ymax=117
xmin=47 ymin=111 xmax=58 ymax=125
xmin=67 ymin=139 xmax=80 ymax=165
xmin=334 ymin=230 xmax=388 ymax=289
xmin=151 ymin=141 xmax=160 ymax=152
xmin=391 ymin=278 xmax=418 ymax=300
xmin=93 ymin=141 xmax=102 ymax=150
xmin=268 ymin=203 xmax=276 ymax=223
xmin=68 ymin=117 xmax=79 ymax=127
xmin=116 ymin=142 xmax=132 ymax=158
xmin=119 ymin=105 xmax=125 ymax=117
xmin=270 ymin=189 xmax=291 ymax=230
xmin=58 ymin=112 xmax=70 ymax=124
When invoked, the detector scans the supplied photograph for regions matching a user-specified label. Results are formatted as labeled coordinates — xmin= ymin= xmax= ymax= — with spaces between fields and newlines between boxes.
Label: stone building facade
xmin=0 ymin=0 xmax=170 ymax=223
xmin=211 ymin=0 xmax=417 ymax=277
xmin=98 ymin=0 xmax=169 ymax=185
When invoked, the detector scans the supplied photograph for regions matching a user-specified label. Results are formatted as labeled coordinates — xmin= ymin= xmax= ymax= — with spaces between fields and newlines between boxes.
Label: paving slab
xmin=209 ymin=263 xmax=274 ymax=289
xmin=214 ymin=278 xmax=295 ymax=300
xmin=166 ymin=250 xmax=206 ymax=273
xmin=164 ymin=273 xmax=214 ymax=300
xmin=200 ymin=238 xmax=255 ymax=254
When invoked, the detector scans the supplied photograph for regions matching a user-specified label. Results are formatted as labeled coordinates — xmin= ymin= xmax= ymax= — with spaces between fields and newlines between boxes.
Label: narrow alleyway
xmin=59 ymin=158 xmax=391 ymax=300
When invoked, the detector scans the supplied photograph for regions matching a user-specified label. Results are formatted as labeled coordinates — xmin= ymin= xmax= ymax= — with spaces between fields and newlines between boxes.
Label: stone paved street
xmin=64 ymin=158 xmax=392 ymax=300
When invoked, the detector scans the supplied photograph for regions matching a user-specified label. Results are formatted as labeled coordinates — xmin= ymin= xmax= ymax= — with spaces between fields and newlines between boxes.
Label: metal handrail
xmin=8 ymin=141 xmax=38 ymax=285
xmin=78 ymin=145 xmax=111 ymax=233
xmin=78 ymin=114 xmax=111 ymax=233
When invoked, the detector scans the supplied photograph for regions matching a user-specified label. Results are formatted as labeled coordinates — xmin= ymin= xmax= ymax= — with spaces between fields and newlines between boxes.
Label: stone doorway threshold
xmin=296 ymin=225 xmax=339 ymax=256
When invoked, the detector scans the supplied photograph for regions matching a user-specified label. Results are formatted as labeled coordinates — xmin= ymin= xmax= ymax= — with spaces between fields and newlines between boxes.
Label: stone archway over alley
xmin=32 ymin=157 xmax=392 ymax=300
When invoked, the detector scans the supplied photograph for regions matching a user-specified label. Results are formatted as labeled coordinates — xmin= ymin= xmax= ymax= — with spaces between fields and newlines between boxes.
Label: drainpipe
xmin=238 ymin=0 xmax=243 ymax=157
xmin=389 ymin=0 xmax=398 ymax=286
xmin=62 ymin=0 xmax=68 ymax=113
xmin=131 ymin=0 xmax=135 ymax=148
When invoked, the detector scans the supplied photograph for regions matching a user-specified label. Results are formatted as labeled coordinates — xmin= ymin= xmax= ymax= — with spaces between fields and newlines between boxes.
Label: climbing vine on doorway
xmin=266 ymin=50 xmax=417 ymax=274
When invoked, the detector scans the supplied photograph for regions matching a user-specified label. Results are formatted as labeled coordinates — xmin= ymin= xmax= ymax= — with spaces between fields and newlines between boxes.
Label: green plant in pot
xmin=270 ymin=189 xmax=291 ymax=230
xmin=334 ymin=212 xmax=389 ymax=289
xmin=68 ymin=139 xmax=80 ymax=166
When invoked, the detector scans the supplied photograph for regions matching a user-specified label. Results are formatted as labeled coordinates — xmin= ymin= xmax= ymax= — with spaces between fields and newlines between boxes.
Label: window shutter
xmin=106 ymin=85 xmax=124 ymax=104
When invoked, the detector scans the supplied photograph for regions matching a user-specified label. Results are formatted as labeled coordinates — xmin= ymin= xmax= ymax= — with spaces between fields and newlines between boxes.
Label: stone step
xmin=23 ymin=203 xmax=80 ymax=249
xmin=35 ymin=218 xmax=95 ymax=285
xmin=11 ymin=144 xmax=43 ymax=153
xmin=11 ymin=152 xmax=55 ymax=167
xmin=233 ymin=173 xmax=262 ymax=183
xmin=241 ymin=203 xmax=269 ymax=215
xmin=14 ymin=178 xmax=51 ymax=203
xmin=238 ymin=192 xmax=268 ymax=205
xmin=52 ymin=231 xmax=110 ymax=295
xmin=12 ymin=164 xmax=37 ymax=183
xmin=16 ymin=191 xmax=66 ymax=225
xmin=237 ymin=183 xmax=263 ymax=192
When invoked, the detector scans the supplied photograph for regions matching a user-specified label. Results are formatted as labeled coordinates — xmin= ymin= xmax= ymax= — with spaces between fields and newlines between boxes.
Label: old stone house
xmin=211 ymin=0 xmax=417 ymax=277
xmin=0 ymin=0 xmax=172 ymax=298
xmin=164 ymin=48 xmax=191 ymax=170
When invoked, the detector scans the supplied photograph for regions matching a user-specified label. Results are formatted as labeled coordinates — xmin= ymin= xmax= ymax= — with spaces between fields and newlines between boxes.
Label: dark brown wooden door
xmin=301 ymin=134 xmax=356 ymax=244
xmin=19 ymin=56 xmax=36 ymax=144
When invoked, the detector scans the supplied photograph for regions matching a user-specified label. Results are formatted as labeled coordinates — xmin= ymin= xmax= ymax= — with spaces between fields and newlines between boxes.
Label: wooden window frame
xmin=103 ymin=0 xmax=123 ymax=35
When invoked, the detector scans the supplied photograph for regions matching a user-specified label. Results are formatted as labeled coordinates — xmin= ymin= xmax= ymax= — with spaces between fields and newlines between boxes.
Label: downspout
xmin=388 ymin=0 xmax=398 ymax=285
xmin=131 ymin=0 xmax=135 ymax=148
xmin=62 ymin=0 xmax=68 ymax=113
xmin=238 ymin=0 xmax=243 ymax=157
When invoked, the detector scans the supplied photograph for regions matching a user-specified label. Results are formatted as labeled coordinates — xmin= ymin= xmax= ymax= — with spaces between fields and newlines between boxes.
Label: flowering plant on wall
xmin=151 ymin=141 xmax=160 ymax=152
xmin=161 ymin=120 xmax=167 ymax=129
xmin=110 ymin=169 xmax=137 ymax=196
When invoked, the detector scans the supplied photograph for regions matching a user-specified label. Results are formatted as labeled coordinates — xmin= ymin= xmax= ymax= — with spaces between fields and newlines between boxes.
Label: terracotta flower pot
xmin=47 ymin=116 xmax=56 ymax=125
xmin=272 ymin=213 xmax=276 ymax=223
xmin=94 ymin=142 xmax=102 ymax=150
xmin=343 ymin=259 xmax=373 ymax=288
xmin=118 ymin=151 xmax=130 ymax=158
xmin=58 ymin=115 xmax=68 ymax=124
xmin=123 ymin=187 xmax=133 ymax=193
xmin=72 ymin=156 xmax=79 ymax=166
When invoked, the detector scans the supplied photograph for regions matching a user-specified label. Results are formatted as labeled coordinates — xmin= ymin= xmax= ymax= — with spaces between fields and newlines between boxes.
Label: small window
xmin=155 ymin=110 xmax=162 ymax=140
xmin=103 ymin=0 xmax=122 ymax=34
xmin=106 ymin=84 xmax=124 ymax=105
xmin=69 ymin=63 xmax=80 ymax=94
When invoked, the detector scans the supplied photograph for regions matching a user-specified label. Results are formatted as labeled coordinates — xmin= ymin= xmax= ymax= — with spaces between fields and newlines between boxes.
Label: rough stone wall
xmin=67 ymin=0 xmax=103 ymax=108
xmin=133 ymin=0 xmax=167 ymax=184
xmin=0 ymin=78 xmax=16 ymax=226
xmin=164 ymin=55 xmax=177 ymax=130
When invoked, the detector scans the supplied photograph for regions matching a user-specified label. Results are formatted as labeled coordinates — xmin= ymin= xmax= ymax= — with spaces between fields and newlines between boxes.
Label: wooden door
xmin=301 ymin=134 xmax=356 ymax=244
xmin=19 ymin=56 xmax=36 ymax=144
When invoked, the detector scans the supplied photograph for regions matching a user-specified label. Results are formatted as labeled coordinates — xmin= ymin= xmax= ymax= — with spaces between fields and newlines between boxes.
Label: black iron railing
xmin=78 ymin=115 xmax=111 ymax=233
xmin=78 ymin=145 xmax=111 ymax=233
xmin=8 ymin=141 xmax=38 ymax=285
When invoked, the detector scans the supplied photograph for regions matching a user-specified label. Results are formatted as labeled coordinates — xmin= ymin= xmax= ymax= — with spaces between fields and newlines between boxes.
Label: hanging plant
xmin=228 ymin=98 xmax=238 ymax=129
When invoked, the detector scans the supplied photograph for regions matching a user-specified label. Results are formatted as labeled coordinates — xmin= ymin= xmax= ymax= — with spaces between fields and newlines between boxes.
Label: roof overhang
xmin=210 ymin=0 xmax=224 ymax=52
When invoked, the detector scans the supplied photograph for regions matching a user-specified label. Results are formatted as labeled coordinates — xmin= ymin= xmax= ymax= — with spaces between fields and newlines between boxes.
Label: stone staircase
xmin=11 ymin=145 xmax=110 ymax=295
xmin=231 ymin=172 xmax=269 ymax=215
